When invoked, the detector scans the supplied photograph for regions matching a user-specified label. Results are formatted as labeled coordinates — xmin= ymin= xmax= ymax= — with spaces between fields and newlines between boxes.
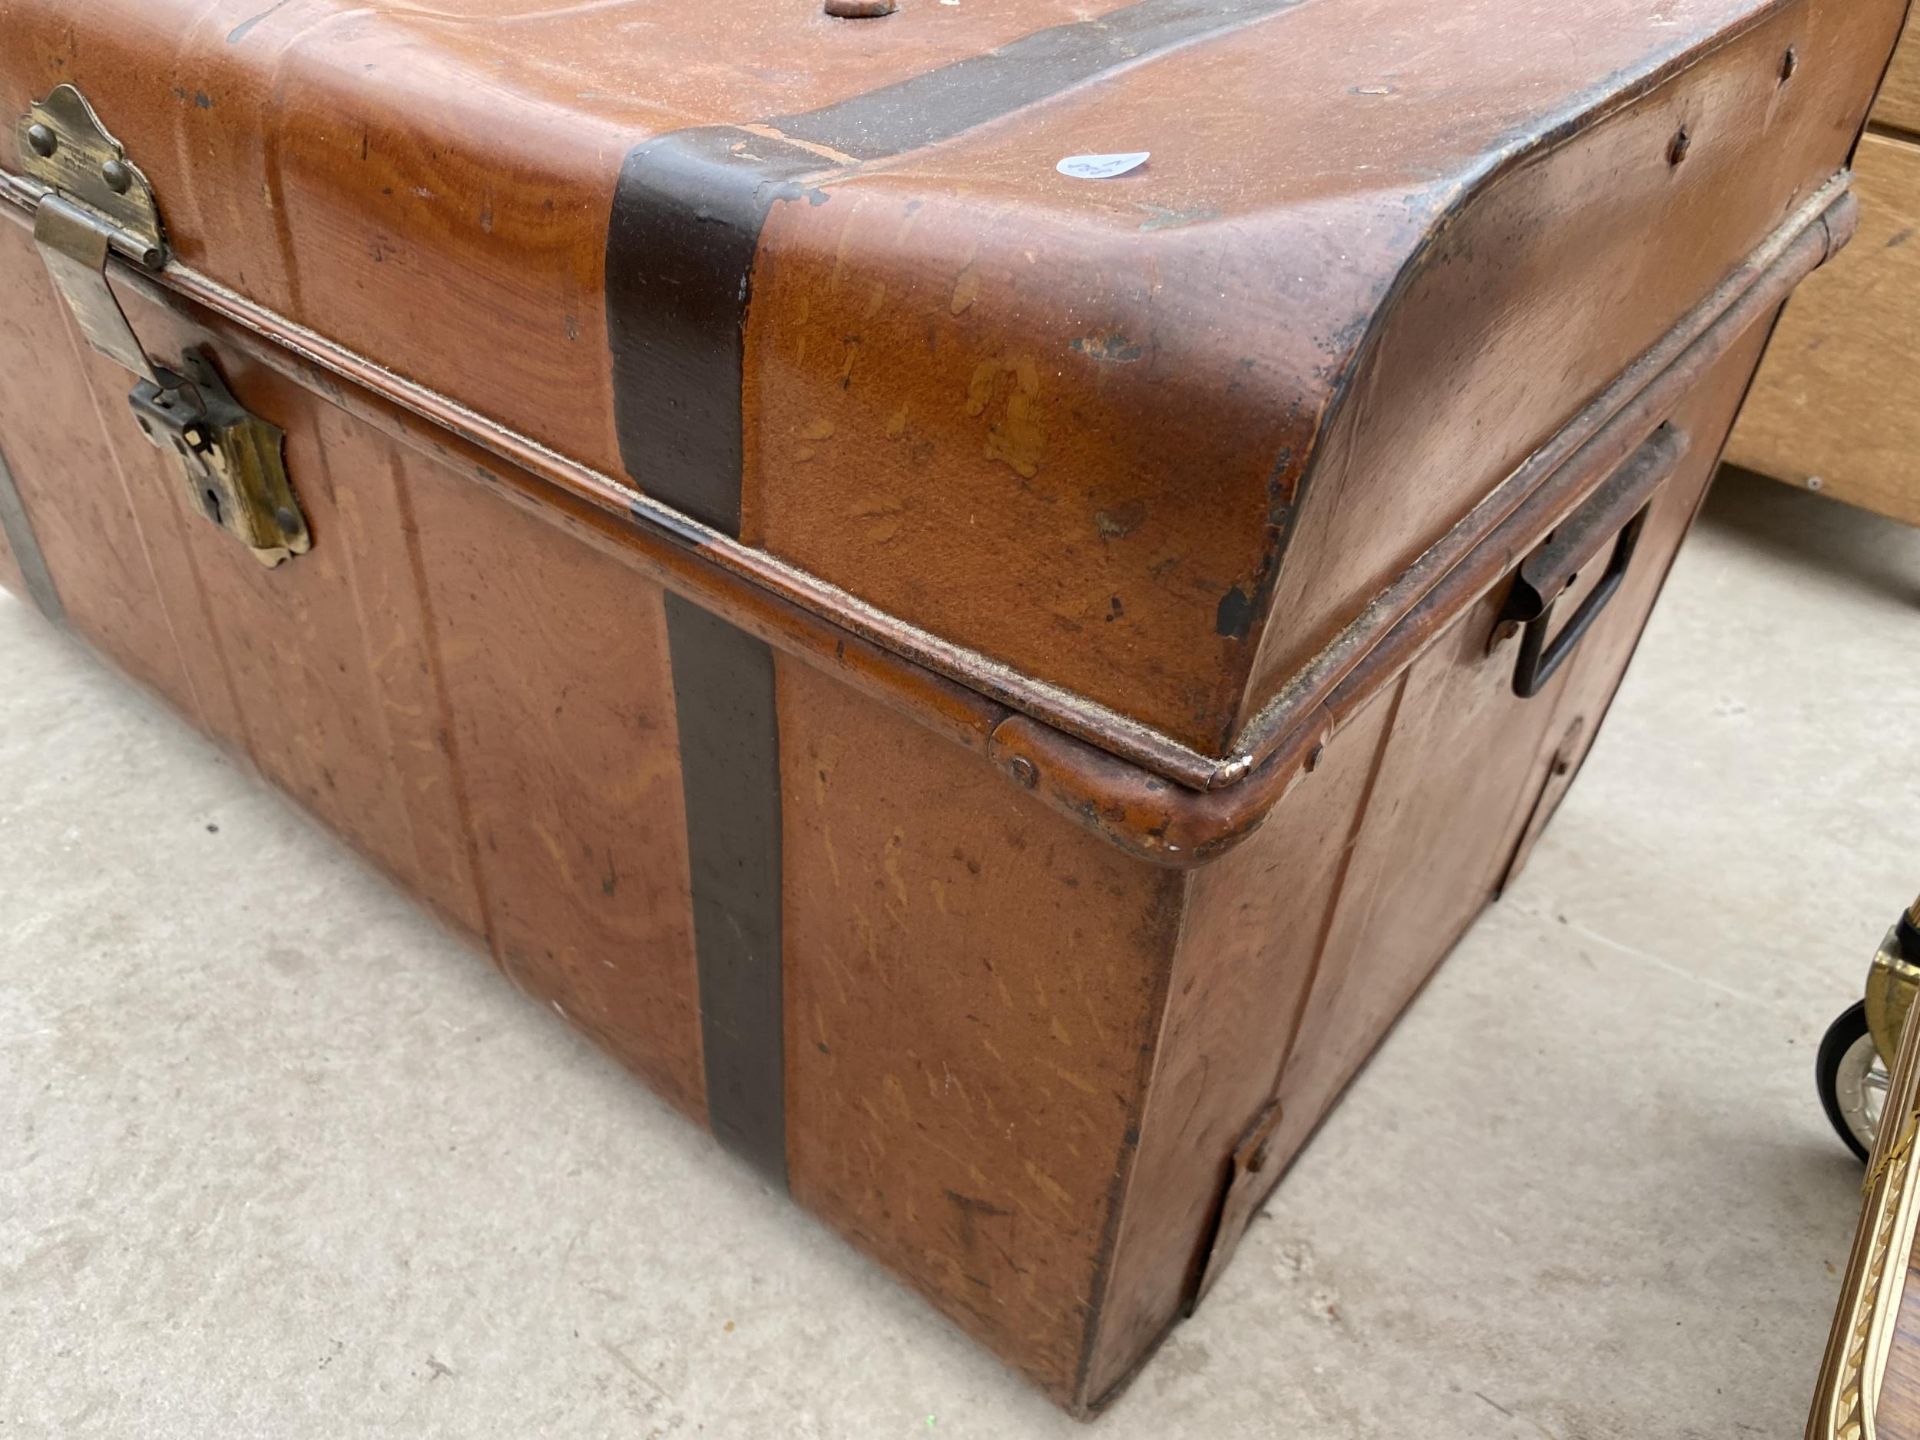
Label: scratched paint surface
xmin=1 ymin=0 xmax=1881 ymax=766
xmin=0 ymin=0 xmax=1138 ymax=482
xmin=741 ymin=0 xmax=1899 ymax=755
xmin=0 ymin=0 xmax=1905 ymax=1417
xmin=777 ymin=656 xmax=1185 ymax=1399
xmin=405 ymin=451 xmax=707 ymax=1122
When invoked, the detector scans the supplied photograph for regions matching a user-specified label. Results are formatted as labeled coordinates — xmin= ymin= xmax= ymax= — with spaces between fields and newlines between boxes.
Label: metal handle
xmin=1498 ymin=424 xmax=1688 ymax=698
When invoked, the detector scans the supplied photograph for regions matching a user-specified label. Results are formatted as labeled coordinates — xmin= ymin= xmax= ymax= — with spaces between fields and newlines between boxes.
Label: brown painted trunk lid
xmin=0 ymin=0 xmax=1901 ymax=787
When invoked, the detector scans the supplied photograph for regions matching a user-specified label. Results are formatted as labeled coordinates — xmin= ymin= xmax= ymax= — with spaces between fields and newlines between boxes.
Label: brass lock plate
xmin=19 ymin=85 xmax=309 ymax=567
xmin=129 ymin=350 xmax=310 ymax=566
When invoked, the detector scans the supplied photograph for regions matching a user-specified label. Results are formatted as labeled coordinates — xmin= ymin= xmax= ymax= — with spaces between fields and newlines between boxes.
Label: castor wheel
xmin=1817 ymin=1000 xmax=1888 ymax=1163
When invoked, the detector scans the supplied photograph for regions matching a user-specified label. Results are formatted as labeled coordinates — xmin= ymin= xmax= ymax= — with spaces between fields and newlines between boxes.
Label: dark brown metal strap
xmin=605 ymin=0 xmax=1304 ymax=537
xmin=0 ymin=446 xmax=61 ymax=622
xmin=664 ymin=592 xmax=789 ymax=1189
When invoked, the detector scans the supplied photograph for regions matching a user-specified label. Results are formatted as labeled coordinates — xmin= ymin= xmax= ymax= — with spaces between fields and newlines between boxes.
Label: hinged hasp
xmin=18 ymin=84 xmax=309 ymax=566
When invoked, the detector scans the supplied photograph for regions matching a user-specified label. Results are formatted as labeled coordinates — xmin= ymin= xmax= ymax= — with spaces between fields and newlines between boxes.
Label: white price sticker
xmin=1055 ymin=151 xmax=1150 ymax=180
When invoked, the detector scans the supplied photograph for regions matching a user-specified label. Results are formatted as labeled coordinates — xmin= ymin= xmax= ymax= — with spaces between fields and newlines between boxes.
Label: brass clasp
xmin=18 ymin=84 xmax=308 ymax=566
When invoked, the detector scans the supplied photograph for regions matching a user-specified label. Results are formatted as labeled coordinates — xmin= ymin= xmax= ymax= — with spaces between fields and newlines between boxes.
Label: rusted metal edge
xmin=1205 ymin=0 xmax=1820 ymax=779
xmin=1221 ymin=0 xmax=1821 ymax=778
xmin=986 ymin=191 xmax=1852 ymax=864
xmin=0 ymin=178 xmax=1849 ymax=867
xmin=1225 ymin=173 xmax=1855 ymax=783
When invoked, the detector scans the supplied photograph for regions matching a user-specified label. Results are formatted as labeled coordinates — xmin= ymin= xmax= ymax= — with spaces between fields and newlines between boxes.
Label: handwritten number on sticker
xmin=1056 ymin=151 xmax=1150 ymax=180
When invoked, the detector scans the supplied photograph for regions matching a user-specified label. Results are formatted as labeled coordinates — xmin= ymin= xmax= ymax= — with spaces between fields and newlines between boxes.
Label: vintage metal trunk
xmin=0 ymin=0 xmax=1904 ymax=1413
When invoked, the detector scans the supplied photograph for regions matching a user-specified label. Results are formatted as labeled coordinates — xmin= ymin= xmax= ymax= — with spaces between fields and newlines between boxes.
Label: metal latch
xmin=1189 ymin=1099 xmax=1288 ymax=1311
xmin=18 ymin=84 xmax=309 ymax=566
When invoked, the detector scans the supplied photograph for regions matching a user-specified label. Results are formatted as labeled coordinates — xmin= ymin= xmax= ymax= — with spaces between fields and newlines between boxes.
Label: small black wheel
xmin=1817 ymin=1000 xmax=1887 ymax=1163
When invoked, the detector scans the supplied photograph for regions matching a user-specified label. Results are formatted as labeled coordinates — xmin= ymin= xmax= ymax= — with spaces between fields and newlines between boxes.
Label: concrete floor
xmin=2 ymin=470 xmax=1916 ymax=1438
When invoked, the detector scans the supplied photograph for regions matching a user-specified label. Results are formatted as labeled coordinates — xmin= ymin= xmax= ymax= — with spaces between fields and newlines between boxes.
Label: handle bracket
xmin=1496 ymin=424 xmax=1687 ymax=698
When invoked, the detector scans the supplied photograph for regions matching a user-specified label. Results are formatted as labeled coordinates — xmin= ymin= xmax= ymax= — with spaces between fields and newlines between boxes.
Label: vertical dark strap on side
xmin=0 ymin=446 xmax=62 ymax=622
xmin=607 ymin=131 xmax=823 ymax=537
xmin=664 ymin=591 xmax=788 ymax=1188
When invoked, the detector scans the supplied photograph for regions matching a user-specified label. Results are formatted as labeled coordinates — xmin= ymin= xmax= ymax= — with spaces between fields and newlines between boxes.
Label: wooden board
xmin=1878 ymin=17 xmax=1920 ymax=136
xmin=1726 ymin=131 xmax=1920 ymax=527
xmin=1879 ymin=1261 xmax=1920 ymax=1440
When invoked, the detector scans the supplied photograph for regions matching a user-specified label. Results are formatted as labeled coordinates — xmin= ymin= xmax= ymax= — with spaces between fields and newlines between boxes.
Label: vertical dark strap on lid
xmin=665 ymin=591 xmax=789 ymax=1188
xmin=604 ymin=0 xmax=1304 ymax=538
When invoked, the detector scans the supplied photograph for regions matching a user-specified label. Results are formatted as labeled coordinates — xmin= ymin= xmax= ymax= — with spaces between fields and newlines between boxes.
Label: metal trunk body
xmin=0 ymin=0 xmax=1905 ymax=1412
